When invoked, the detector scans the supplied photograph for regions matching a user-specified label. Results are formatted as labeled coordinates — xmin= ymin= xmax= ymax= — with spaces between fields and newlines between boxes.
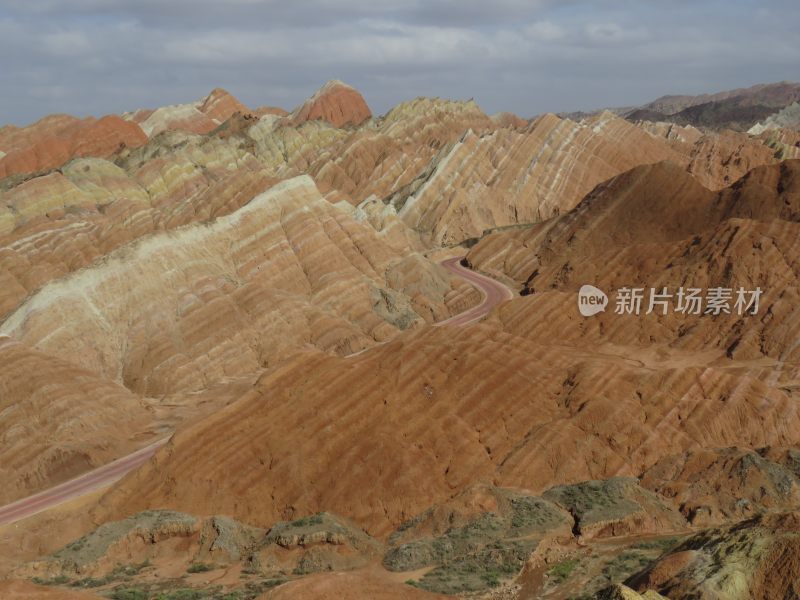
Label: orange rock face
xmin=640 ymin=447 xmax=800 ymax=526
xmin=0 ymin=114 xmax=146 ymax=179
xmin=198 ymin=87 xmax=251 ymax=122
xmin=290 ymin=80 xmax=372 ymax=128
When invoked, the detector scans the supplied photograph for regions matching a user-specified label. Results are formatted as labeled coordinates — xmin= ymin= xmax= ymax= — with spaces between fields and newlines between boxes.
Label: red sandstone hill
xmin=0 ymin=114 xmax=146 ymax=179
xmin=198 ymin=87 xmax=251 ymax=122
xmin=289 ymin=80 xmax=372 ymax=128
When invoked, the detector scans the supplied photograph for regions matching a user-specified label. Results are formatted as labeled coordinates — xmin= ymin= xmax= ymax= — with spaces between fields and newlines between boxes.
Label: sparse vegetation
xmin=385 ymin=490 xmax=571 ymax=593
xmin=110 ymin=589 xmax=148 ymax=600
xmin=31 ymin=575 xmax=71 ymax=586
xmin=70 ymin=576 xmax=111 ymax=588
xmin=549 ymin=558 xmax=579 ymax=582
xmin=155 ymin=590 xmax=204 ymax=600
xmin=290 ymin=513 xmax=324 ymax=528
xmin=66 ymin=560 xmax=152 ymax=589
xmin=631 ymin=536 xmax=681 ymax=552
xmin=601 ymin=551 xmax=653 ymax=581
xmin=102 ymin=577 xmax=285 ymax=600
xmin=509 ymin=494 xmax=566 ymax=533
xmin=187 ymin=562 xmax=214 ymax=573
xmin=412 ymin=539 xmax=536 ymax=594
xmin=481 ymin=569 xmax=501 ymax=587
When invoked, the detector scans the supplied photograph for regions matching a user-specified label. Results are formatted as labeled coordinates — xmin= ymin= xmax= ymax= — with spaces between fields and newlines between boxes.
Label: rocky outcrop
xmin=17 ymin=510 xmax=199 ymax=579
xmin=384 ymin=485 xmax=571 ymax=593
xmin=597 ymin=584 xmax=670 ymax=600
xmin=749 ymin=102 xmax=800 ymax=134
xmin=628 ymin=512 xmax=800 ymax=600
xmin=542 ymin=478 xmax=686 ymax=540
xmin=254 ymin=512 xmax=381 ymax=576
xmin=641 ymin=447 xmax=800 ymax=527
xmin=15 ymin=509 xmax=387 ymax=598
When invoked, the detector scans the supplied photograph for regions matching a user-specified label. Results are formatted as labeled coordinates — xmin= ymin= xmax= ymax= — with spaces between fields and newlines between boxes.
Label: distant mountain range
xmin=561 ymin=80 xmax=800 ymax=132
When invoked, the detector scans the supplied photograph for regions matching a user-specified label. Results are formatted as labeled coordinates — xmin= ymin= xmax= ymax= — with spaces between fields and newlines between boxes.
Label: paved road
xmin=0 ymin=257 xmax=513 ymax=526
xmin=0 ymin=438 xmax=168 ymax=526
xmin=436 ymin=256 xmax=515 ymax=326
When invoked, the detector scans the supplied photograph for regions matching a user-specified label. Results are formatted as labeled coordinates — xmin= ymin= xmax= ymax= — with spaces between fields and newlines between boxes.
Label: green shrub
xmin=155 ymin=590 xmax=203 ymax=600
xmin=482 ymin=570 xmax=501 ymax=587
xmin=110 ymin=589 xmax=148 ymax=600
xmin=187 ymin=562 xmax=213 ymax=573
xmin=31 ymin=575 xmax=71 ymax=586
xmin=548 ymin=558 xmax=579 ymax=581
xmin=70 ymin=576 xmax=111 ymax=588
xmin=290 ymin=514 xmax=324 ymax=528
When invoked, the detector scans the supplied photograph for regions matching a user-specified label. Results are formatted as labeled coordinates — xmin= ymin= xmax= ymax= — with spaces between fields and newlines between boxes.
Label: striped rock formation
xmin=394 ymin=110 xmax=796 ymax=245
xmin=628 ymin=511 xmax=800 ymax=600
xmin=0 ymin=336 xmax=151 ymax=505
xmin=123 ymin=87 xmax=253 ymax=137
xmin=93 ymin=161 xmax=800 ymax=542
xmin=0 ymin=140 xmax=277 ymax=319
xmin=1 ymin=176 xmax=475 ymax=396
xmin=2 ymin=83 xmax=800 ymax=595
xmin=1 ymin=84 xmax=791 ymax=303
xmin=289 ymin=80 xmax=372 ymax=128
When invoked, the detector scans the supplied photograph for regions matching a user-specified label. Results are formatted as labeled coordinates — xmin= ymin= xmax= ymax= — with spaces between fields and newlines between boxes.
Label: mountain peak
xmin=199 ymin=87 xmax=250 ymax=121
xmin=291 ymin=80 xmax=371 ymax=128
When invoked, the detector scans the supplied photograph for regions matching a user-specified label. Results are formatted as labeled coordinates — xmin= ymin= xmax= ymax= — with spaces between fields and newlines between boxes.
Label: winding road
xmin=436 ymin=256 xmax=515 ymax=326
xmin=0 ymin=257 xmax=514 ymax=527
xmin=0 ymin=438 xmax=168 ymax=526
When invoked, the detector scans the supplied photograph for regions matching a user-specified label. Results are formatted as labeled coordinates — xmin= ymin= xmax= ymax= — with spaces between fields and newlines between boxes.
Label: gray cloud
xmin=0 ymin=0 xmax=798 ymax=126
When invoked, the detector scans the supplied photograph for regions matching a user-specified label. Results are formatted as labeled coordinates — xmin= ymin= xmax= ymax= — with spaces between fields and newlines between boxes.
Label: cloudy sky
xmin=1 ymin=0 xmax=798 ymax=125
